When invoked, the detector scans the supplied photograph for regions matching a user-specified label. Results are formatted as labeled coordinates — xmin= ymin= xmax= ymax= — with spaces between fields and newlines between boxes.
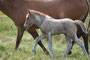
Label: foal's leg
xmin=63 ymin=35 xmax=72 ymax=58
xmin=15 ymin=27 xmax=24 ymax=50
xmin=68 ymin=40 xmax=75 ymax=55
xmin=48 ymin=32 xmax=54 ymax=58
xmin=32 ymin=34 xmax=46 ymax=54
xmin=68 ymin=31 xmax=88 ymax=55
xmin=68 ymin=33 xmax=81 ymax=54
xmin=27 ymin=29 xmax=49 ymax=54
xmin=74 ymin=34 xmax=89 ymax=56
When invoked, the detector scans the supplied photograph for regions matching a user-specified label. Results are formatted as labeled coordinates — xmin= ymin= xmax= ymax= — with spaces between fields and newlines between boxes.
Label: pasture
xmin=0 ymin=11 xmax=90 ymax=60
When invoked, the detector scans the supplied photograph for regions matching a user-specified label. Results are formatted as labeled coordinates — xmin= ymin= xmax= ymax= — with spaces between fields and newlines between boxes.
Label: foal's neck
xmin=34 ymin=13 xmax=53 ymax=27
xmin=34 ymin=14 xmax=45 ymax=27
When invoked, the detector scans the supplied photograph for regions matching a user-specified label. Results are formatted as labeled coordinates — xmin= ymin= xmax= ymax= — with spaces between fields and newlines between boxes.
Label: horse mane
xmin=30 ymin=10 xmax=47 ymax=17
xmin=29 ymin=10 xmax=53 ymax=19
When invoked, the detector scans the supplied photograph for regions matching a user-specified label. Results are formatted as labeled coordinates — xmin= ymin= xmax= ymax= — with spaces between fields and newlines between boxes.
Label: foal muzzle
xmin=24 ymin=24 xmax=28 ymax=30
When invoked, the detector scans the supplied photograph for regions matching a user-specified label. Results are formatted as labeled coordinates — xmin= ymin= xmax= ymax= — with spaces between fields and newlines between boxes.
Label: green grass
xmin=0 ymin=11 xmax=90 ymax=60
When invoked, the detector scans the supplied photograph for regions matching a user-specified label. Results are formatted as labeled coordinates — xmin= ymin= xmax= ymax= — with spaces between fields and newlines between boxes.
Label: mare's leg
xmin=32 ymin=34 xmax=46 ymax=54
xmin=74 ymin=34 xmax=88 ymax=56
xmin=48 ymin=32 xmax=54 ymax=58
xmin=27 ymin=29 xmax=49 ymax=54
xmin=81 ymin=31 xmax=89 ymax=54
xmin=63 ymin=35 xmax=72 ymax=58
xmin=15 ymin=27 xmax=24 ymax=50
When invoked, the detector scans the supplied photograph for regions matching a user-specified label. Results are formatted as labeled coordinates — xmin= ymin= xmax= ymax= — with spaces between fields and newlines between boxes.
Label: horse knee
xmin=75 ymin=39 xmax=84 ymax=47
xmin=67 ymin=42 xmax=72 ymax=49
xmin=68 ymin=44 xmax=72 ymax=49
xmin=78 ymin=40 xmax=84 ymax=47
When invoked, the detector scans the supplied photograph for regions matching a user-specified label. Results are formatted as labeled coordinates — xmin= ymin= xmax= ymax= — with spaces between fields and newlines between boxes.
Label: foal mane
xmin=30 ymin=10 xmax=53 ymax=18
xmin=30 ymin=10 xmax=47 ymax=17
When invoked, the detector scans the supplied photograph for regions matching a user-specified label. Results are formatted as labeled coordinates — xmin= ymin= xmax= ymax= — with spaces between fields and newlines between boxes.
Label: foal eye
xmin=27 ymin=17 xmax=29 ymax=20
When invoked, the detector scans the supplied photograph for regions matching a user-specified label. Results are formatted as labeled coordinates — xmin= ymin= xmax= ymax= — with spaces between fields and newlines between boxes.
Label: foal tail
xmin=74 ymin=20 xmax=89 ymax=54
xmin=74 ymin=20 xmax=88 ymax=34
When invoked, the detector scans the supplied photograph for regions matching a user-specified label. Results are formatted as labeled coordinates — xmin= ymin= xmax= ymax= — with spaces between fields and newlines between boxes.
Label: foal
xmin=24 ymin=10 xmax=89 ymax=58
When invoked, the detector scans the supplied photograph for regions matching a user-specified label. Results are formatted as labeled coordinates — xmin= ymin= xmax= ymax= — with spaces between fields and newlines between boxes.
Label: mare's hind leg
xmin=15 ymin=27 xmax=24 ymax=50
xmin=74 ymin=34 xmax=88 ymax=56
xmin=27 ymin=29 xmax=49 ymax=55
xmin=63 ymin=35 xmax=72 ymax=58
xmin=81 ymin=32 xmax=89 ymax=54
xmin=76 ymin=23 xmax=89 ymax=54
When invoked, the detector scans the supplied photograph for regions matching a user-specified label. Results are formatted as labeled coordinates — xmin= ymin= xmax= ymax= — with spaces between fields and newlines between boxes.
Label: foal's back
xmin=41 ymin=18 xmax=77 ymax=34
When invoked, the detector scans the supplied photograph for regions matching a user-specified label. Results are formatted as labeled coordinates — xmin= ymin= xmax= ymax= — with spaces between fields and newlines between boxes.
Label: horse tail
xmin=74 ymin=20 xmax=88 ymax=35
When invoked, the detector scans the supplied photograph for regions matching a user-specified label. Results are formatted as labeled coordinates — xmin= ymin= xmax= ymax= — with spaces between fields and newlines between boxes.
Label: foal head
xmin=24 ymin=10 xmax=35 ymax=30
xmin=24 ymin=10 xmax=49 ymax=30
xmin=24 ymin=9 xmax=53 ymax=30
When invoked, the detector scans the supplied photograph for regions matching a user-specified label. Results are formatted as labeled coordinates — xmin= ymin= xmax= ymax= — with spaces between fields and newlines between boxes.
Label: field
xmin=0 ymin=11 xmax=90 ymax=60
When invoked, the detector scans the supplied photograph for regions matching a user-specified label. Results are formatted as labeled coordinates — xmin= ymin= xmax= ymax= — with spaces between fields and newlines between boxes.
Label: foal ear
xmin=28 ymin=10 xmax=31 ymax=14
xmin=27 ymin=9 xmax=31 ymax=14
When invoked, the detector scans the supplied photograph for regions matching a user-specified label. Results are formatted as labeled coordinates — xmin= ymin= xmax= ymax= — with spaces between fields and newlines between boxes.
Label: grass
xmin=0 ymin=11 xmax=90 ymax=60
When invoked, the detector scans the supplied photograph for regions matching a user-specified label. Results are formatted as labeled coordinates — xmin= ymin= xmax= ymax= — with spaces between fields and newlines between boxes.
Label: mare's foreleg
xmin=27 ymin=29 xmax=49 ymax=54
xmin=15 ymin=27 xmax=24 ymax=50
xmin=63 ymin=35 xmax=72 ymax=58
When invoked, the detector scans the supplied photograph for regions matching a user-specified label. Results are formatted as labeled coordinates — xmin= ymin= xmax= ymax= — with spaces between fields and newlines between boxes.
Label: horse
xmin=23 ymin=10 xmax=89 ymax=58
xmin=0 ymin=0 xmax=89 ymax=54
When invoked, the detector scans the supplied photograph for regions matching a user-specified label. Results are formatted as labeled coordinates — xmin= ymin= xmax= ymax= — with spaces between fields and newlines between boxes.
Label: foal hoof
xmin=50 ymin=54 xmax=55 ymax=58
xmin=62 ymin=56 xmax=66 ymax=59
xmin=68 ymin=51 xmax=72 ymax=55
xmin=51 ymin=55 xmax=54 ymax=58
xmin=32 ymin=50 xmax=36 ymax=55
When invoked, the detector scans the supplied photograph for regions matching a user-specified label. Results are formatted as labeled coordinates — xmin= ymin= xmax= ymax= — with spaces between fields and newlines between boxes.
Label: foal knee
xmin=67 ymin=41 xmax=72 ymax=49
xmin=75 ymin=39 xmax=84 ymax=47
xmin=66 ymin=42 xmax=72 ymax=52
xmin=78 ymin=40 xmax=84 ymax=47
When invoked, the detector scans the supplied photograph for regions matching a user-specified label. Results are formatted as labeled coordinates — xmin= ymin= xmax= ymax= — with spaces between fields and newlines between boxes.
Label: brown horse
xmin=0 ymin=0 xmax=89 ymax=54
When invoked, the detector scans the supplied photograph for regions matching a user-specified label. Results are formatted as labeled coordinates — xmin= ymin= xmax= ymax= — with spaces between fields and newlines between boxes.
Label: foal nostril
xmin=24 ymin=24 xmax=28 ymax=30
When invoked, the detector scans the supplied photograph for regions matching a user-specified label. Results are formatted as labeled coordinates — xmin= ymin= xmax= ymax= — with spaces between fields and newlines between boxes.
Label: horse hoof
xmin=62 ymin=56 xmax=66 ymax=59
xmin=50 ymin=54 xmax=55 ymax=58
xmin=68 ymin=51 xmax=72 ymax=55
xmin=32 ymin=50 xmax=36 ymax=55
xmin=32 ymin=51 xmax=36 ymax=55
